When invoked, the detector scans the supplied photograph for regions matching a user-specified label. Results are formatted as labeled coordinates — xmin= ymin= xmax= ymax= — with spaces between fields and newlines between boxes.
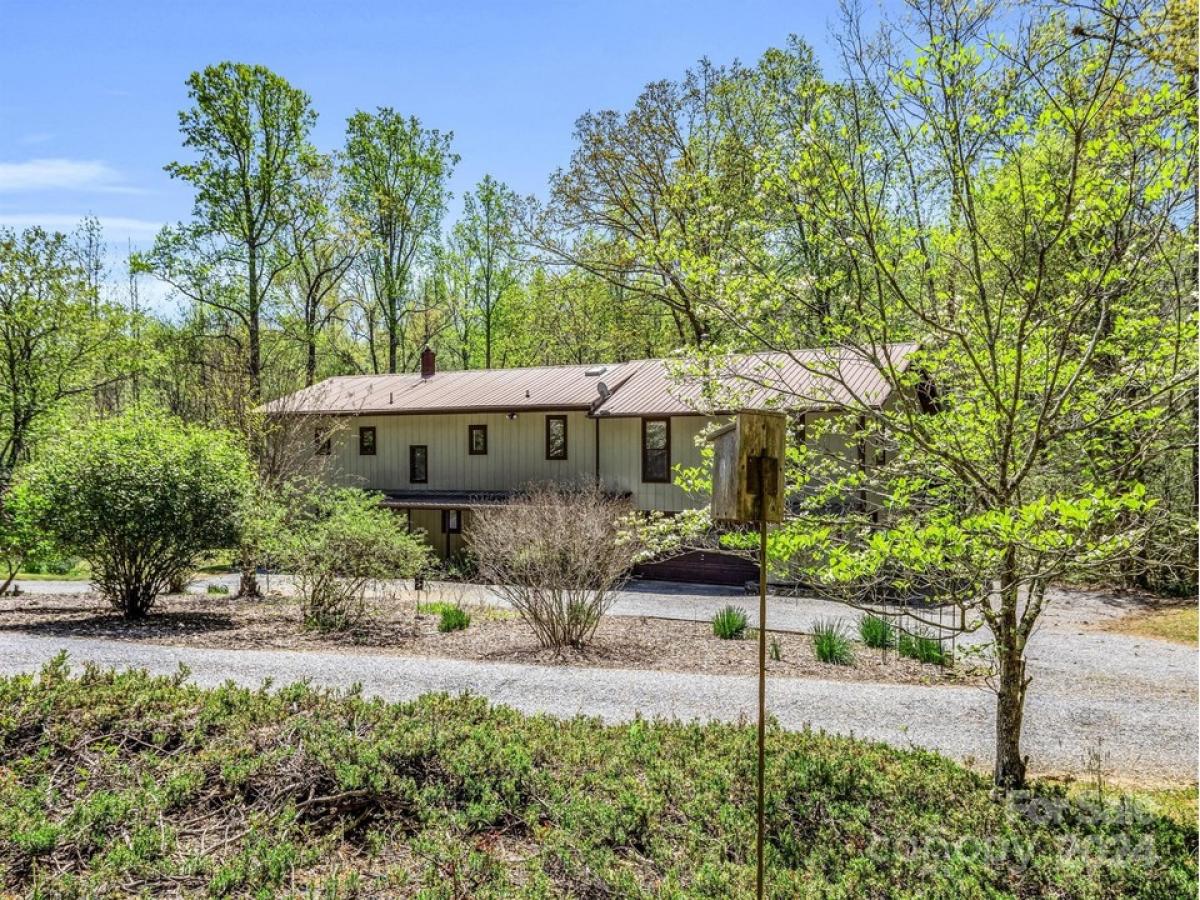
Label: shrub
xmin=469 ymin=484 xmax=638 ymax=649
xmin=278 ymin=488 xmax=430 ymax=632
xmin=165 ymin=568 xmax=192 ymax=594
xmin=18 ymin=412 xmax=253 ymax=618
xmin=0 ymin=662 xmax=1190 ymax=898
xmin=812 ymin=619 xmax=854 ymax=665
xmin=0 ymin=479 xmax=55 ymax=594
xmin=898 ymin=628 xmax=949 ymax=665
xmin=206 ymin=584 xmax=230 ymax=596
xmin=437 ymin=606 xmax=471 ymax=633
xmin=859 ymin=613 xmax=895 ymax=649
xmin=712 ymin=605 xmax=748 ymax=640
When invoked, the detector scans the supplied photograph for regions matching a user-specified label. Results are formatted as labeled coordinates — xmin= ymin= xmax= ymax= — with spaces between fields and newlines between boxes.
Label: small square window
xmin=314 ymin=429 xmax=331 ymax=456
xmin=409 ymin=445 xmax=428 ymax=483
xmin=442 ymin=509 xmax=462 ymax=534
xmin=545 ymin=415 xmax=567 ymax=460
xmin=468 ymin=424 xmax=487 ymax=455
xmin=359 ymin=426 xmax=377 ymax=456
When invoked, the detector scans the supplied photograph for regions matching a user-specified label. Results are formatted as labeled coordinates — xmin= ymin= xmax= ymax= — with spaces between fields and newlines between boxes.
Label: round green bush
xmin=20 ymin=412 xmax=253 ymax=618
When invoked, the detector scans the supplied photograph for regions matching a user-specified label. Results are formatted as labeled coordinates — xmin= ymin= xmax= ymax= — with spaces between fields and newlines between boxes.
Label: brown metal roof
xmin=262 ymin=362 xmax=637 ymax=416
xmin=265 ymin=344 xmax=918 ymax=418
xmin=593 ymin=344 xmax=920 ymax=416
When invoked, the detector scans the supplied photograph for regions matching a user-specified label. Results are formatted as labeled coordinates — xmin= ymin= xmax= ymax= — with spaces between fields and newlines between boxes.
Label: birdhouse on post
xmin=708 ymin=410 xmax=786 ymax=524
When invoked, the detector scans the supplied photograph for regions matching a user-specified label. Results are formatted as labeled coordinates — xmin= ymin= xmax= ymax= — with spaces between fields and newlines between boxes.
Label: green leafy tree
xmin=529 ymin=61 xmax=759 ymax=347
xmin=0 ymin=478 xmax=54 ymax=595
xmin=21 ymin=412 xmax=253 ymax=618
xmin=342 ymin=109 xmax=457 ymax=373
xmin=279 ymin=154 xmax=358 ymax=387
xmin=0 ymin=225 xmax=126 ymax=486
xmin=450 ymin=175 xmax=523 ymax=368
xmin=685 ymin=0 xmax=1196 ymax=789
xmin=140 ymin=62 xmax=318 ymax=403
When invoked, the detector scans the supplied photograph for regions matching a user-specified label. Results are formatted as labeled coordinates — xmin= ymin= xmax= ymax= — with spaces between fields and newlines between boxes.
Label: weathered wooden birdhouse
xmin=707 ymin=411 xmax=787 ymax=524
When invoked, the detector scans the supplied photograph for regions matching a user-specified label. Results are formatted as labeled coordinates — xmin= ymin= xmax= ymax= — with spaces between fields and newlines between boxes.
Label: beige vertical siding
xmin=596 ymin=415 xmax=715 ymax=512
xmin=317 ymin=410 xmax=720 ymax=513
xmin=322 ymin=410 xmax=598 ymax=492
xmin=404 ymin=507 xmax=470 ymax=558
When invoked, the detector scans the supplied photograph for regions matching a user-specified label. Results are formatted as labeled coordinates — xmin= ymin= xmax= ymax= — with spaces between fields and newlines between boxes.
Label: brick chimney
xmin=420 ymin=346 xmax=436 ymax=379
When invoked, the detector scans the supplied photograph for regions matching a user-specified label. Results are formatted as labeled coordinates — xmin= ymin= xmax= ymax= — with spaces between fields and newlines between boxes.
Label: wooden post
xmin=756 ymin=451 xmax=768 ymax=900
xmin=706 ymin=413 xmax=784 ymax=900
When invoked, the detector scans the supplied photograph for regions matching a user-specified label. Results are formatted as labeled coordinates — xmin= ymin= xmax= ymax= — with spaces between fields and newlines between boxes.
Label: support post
xmin=756 ymin=451 xmax=767 ymax=900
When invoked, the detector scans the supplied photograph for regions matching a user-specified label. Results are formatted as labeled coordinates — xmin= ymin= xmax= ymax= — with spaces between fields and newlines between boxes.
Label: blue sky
xmin=0 ymin=0 xmax=846 ymax=258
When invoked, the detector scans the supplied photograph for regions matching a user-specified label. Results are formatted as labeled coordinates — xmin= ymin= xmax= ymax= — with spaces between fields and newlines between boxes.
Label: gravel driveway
xmin=8 ymin=577 xmax=1196 ymax=783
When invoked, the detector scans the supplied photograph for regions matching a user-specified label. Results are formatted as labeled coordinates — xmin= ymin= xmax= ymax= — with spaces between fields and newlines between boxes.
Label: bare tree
xmin=469 ymin=484 xmax=639 ymax=649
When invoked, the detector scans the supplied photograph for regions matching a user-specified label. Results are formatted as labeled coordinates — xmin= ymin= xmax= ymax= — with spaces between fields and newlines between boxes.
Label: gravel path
xmin=9 ymin=577 xmax=1195 ymax=783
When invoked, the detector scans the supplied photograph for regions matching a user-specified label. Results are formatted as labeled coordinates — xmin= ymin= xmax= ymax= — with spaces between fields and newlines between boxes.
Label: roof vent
xmin=584 ymin=365 xmax=607 ymax=376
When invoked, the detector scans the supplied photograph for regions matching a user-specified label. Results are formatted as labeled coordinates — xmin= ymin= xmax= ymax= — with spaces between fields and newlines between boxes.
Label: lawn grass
xmin=0 ymin=657 xmax=1193 ymax=898
xmin=1110 ymin=605 xmax=1198 ymax=645
xmin=14 ymin=562 xmax=91 ymax=581
xmin=12 ymin=571 xmax=91 ymax=582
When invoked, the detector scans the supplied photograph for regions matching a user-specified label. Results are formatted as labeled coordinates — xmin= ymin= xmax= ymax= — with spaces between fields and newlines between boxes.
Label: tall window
xmin=545 ymin=415 xmax=567 ymax=460
xmin=358 ymin=426 xmax=377 ymax=456
xmin=468 ymin=424 xmax=487 ymax=455
xmin=642 ymin=417 xmax=670 ymax=483
xmin=314 ymin=429 xmax=331 ymax=456
xmin=409 ymin=445 xmax=428 ymax=483
xmin=442 ymin=509 xmax=462 ymax=534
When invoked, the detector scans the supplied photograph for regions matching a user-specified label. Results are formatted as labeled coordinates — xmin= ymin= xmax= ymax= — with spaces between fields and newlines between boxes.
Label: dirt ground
xmin=0 ymin=590 xmax=978 ymax=686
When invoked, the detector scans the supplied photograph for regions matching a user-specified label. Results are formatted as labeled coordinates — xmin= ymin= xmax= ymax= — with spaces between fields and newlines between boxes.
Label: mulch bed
xmin=0 ymin=590 xmax=977 ymax=686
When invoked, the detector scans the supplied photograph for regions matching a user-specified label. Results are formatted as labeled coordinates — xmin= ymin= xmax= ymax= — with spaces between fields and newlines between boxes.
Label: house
xmin=265 ymin=343 xmax=919 ymax=577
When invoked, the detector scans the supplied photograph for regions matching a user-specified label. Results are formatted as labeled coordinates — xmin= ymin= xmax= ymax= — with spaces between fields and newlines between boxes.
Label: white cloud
xmin=0 ymin=213 xmax=164 ymax=241
xmin=0 ymin=158 xmax=143 ymax=194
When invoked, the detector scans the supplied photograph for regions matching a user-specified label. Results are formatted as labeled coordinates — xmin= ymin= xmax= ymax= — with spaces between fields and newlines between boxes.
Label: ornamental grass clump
xmin=898 ymin=628 xmax=950 ymax=666
xmin=811 ymin=618 xmax=854 ymax=665
xmin=859 ymin=613 xmax=895 ymax=649
xmin=437 ymin=606 xmax=471 ymax=633
xmin=712 ymin=605 xmax=749 ymax=640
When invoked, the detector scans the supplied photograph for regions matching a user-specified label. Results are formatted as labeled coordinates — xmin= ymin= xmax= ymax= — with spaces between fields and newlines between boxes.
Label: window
xmin=358 ymin=426 xmax=377 ymax=456
xmin=409 ymin=445 xmax=428 ymax=483
xmin=545 ymin=415 xmax=567 ymax=460
xmin=442 ymin=509 xmax=462 ymax=534
xmin=468 ymin=424 xmax=488 ymax=455
xmin=314 ymin=429 xmax=331 ymax=456
xmin=641 ymin=417 xmax=670 ymax=482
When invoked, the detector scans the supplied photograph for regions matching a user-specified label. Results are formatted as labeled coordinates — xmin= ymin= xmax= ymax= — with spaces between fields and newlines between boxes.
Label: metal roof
xmin=262 ymin=362 xmax=638 ymax=416
xmin=265 ymin=344 xmax=918 ymax=418
xmin=593 ymin=344 xmax=920 ymax=416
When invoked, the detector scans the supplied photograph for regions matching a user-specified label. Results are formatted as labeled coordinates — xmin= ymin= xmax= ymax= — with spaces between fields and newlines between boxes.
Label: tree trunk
xmin=388 ymin=293 xmax=399 ymax=374
xmin=248 ymin=246 xmax=262 ymax=403
xmin=116 ymin=581 xmax=156 ymax=619
xmin=237 ymin=563 xmax=261 ymax=600
xmin=993 ymin=564 xmax=1029 ymax=789
xmin=305 ymin=331 xmax=317 ymax=387
xmin=994 ymin=639 xmax=1028 ymax=789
